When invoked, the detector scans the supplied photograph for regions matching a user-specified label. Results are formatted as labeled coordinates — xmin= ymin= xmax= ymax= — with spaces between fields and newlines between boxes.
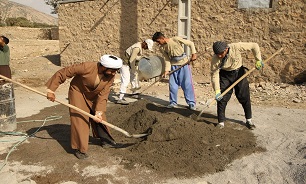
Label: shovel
xmin=140 ymin=59 xmax=194 ymax=94
xmin=194 ymin=48 xmax=284 ymax=121
xmin=0 ymin=75 xmax=148 ymax=138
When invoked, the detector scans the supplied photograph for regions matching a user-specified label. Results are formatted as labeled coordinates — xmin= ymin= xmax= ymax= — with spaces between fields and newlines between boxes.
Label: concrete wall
xmin=57 ymin=0 xmax=306 ymax=83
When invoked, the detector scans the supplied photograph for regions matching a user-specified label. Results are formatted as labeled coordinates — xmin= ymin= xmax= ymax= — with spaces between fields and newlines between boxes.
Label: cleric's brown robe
xmin=46 ymin=62 xmax=115 ymax=153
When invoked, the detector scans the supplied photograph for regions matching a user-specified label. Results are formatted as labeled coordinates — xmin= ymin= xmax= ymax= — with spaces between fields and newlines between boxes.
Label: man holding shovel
xmin=152 ymin=32 xmax=197 ymax=110
xmin=46 ymin=55 xmax=123 ymax=159
xmin=211 ymin=41 xmax=264 ymax=129
xmin=117 ymin=39 xmax=154 ymax=105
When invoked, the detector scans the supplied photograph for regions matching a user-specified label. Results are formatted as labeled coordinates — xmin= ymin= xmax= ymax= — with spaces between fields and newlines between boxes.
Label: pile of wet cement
xmin=106 ymin=99 xmax=265 ymax=178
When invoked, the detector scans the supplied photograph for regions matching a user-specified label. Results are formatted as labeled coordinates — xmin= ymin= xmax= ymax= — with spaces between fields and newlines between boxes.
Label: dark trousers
xmin=217 ymin=67 xmax=252 ymax=123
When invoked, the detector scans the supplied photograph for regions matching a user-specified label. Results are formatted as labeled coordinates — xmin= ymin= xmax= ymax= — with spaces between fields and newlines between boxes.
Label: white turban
xmin=99 ymin=55 xmax=123 ymax=69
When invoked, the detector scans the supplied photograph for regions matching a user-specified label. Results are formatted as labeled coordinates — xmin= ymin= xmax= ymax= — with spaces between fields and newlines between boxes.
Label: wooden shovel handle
xmin=219 ymin=48 xmax=284 ymax=98
xmin=0 ymin=75 xmax=134 ymax=137
xmin=197 ymin=48 xmax=284 ymax=120
xmin=140 ymin=59 xmax=193 ymax=93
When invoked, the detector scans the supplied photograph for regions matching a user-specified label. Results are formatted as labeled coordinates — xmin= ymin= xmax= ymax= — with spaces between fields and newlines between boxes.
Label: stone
xmin=292 ymin=98 xmax=301 ymax=103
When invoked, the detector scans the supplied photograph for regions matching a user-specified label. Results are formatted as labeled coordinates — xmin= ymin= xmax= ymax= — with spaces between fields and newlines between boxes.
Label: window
xmin=238 ymin=0 xmax=272 ymax=8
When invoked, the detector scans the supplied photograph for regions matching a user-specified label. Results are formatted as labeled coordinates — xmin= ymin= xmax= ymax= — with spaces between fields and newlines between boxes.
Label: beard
xmin=102 ymin=70 xmax=113 ymax=78
xmin=102 ymin=70 xmax=109 ymax=77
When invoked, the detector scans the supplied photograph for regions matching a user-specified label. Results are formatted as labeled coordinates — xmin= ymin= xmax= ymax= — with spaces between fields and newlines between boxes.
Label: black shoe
xmin=74 ymin=150 xmax=89 ymax=159
xmin=246 ymin=121 xmax=256 ymax=130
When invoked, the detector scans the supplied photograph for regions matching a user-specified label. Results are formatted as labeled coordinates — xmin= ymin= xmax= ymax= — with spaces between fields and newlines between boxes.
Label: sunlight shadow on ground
xmin=43 ymin=54 xmax=60 ymax=66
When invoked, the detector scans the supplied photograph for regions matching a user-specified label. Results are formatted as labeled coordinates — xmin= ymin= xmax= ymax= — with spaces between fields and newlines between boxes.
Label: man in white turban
xmin=46 ymin=55 xmax=123 ymax=159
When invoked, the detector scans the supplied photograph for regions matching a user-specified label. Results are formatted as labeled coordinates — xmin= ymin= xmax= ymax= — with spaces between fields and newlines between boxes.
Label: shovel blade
xmin=190 ymin=113 xmax=198 ymax=121
xmin=131 ymin=133 xmax=149 ymax=138
xmin=190 ymin=99 xmax=212 ymax=121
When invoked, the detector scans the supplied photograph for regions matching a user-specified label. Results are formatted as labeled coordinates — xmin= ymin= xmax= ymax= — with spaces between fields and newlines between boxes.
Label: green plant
xmin=4 ymin=17 xmax=57 ymax=28
xmin=44 ymin=0 xmax=61 ymax=14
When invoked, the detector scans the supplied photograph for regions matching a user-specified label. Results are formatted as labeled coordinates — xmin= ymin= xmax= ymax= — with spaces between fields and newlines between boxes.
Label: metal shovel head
xmin=190 ymin=113 xmax=198 ymax=121
xmin=190 ymin=98 xmax=213 ymax=121
xmin=131 ymin=133 xmax=149 ymax=138
xmin=130 ymin=129 xmax=152 ymax=138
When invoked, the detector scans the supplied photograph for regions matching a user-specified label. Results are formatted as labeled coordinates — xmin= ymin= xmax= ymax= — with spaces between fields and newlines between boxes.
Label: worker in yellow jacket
xmin=211 ymin=41 xmax=264 ymax=129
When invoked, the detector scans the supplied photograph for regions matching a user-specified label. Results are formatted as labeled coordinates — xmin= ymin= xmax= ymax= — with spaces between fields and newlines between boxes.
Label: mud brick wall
xmin=1 ymin=27 xmax=58 ymax=40
xmin=57 ymin=0 xmax=305 ymax=83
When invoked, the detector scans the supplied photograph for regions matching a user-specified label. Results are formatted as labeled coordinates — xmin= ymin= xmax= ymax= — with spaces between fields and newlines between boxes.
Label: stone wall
xmin=57 ymin=0 xmax=305 ymax=83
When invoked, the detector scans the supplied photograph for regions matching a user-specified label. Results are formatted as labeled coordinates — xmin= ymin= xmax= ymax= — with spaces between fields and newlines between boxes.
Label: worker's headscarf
xmin=213 ymin=41 xmax=228 ymax=54
xmin=99 ymin=55 xmax=123 ymax=69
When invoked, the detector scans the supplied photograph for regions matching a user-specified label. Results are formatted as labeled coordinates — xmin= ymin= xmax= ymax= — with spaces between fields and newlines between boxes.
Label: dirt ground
xmin=0 ymin=40 xmax=305 ymax=184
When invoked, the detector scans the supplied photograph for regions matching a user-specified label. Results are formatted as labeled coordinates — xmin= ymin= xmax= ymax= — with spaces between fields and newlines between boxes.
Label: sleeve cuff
xmin=46 ymin=89 xmax=55 ymax=93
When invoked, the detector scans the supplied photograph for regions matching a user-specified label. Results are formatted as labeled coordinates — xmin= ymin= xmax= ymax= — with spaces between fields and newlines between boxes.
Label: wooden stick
xmin=0 ymin=75 xmax=147 ymax=138
xmin=140 ymin=59 xmax=193 ymax=94
xmin=196 ymin=48 xmax=284 ymax=120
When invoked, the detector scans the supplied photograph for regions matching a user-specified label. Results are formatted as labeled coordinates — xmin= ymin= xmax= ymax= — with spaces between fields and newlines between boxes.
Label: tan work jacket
xmin=123 ymin=42 xmax=143 ymax=74
xmin=210 ymin=42 xmax=262 ymax=92
xmin=159 ymin=37 xmax=197 ymax=72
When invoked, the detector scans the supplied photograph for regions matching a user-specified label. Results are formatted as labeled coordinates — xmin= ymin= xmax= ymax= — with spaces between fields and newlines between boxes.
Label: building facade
xmin=57 ymin=0 xmax=305 ymax=83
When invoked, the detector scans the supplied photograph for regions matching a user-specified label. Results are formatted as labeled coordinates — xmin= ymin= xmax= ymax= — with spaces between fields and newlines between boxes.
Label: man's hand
xmin=190 ymin=54 xmax=197 ymax=61
xmin=162 ymin=71 xmax=170 ymax=78
xmin=215 ymin=89 xmax=223 ymax=101
xmin=141 ymin=56 xmax=150 ymax=60
xmin=0 ymin=37 xmax=5 ymax=46
xmin=47 ymin=92 xmax=55 ymax=102
xmin=94 ymin=111 xmax=103 ymax=123
xmin=255 ymin=60 xmax=264 ymax=70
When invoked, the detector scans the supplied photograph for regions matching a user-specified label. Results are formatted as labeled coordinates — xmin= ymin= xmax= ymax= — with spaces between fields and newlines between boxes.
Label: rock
xmin=199 ymin=101 xmax=207 ymax=105
xmin=292 ymin=98 xmax=301 ymax=103
xmin=257 ymin=86 xmax=263 ymax=91
xmin=258 ymin=82 xmax=266 ymax=88
xmin=280 ymin=83 xmax=289 ymax=88
xmin=265 ymin=82 xmax=274 ymax=90
xmin=249 ymin=83 xmax=256 ymax=91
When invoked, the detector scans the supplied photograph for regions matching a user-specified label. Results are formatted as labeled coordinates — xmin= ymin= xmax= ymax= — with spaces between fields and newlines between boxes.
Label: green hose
xmin=0 ymin=115 xmax=62 ymax=171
